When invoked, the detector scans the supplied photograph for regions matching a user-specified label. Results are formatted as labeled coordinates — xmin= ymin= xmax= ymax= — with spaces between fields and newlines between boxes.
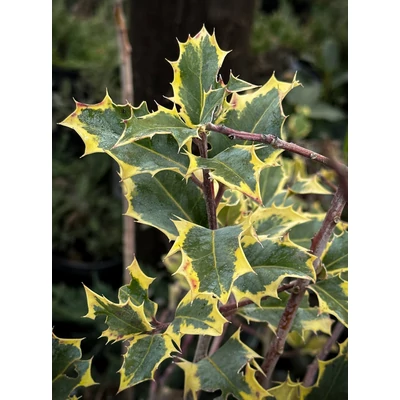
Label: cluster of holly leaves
xmin=53 ymin=27 xmax=348 ymax=400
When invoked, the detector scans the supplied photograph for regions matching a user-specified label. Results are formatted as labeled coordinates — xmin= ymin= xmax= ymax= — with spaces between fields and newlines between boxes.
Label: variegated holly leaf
xmin=114 ymin=104 xmax=198 ymax=150
xmin=166 ymin=219 xmax=254 ymax=304
xmin=247 ymin=204 xmax=310 ymax=240
xmin=59 ymin=92 xmax=133 ymax=156
xmin=259 ymin=163 xmax=287 ymax=207
xmin=83 ymin=285 xmax=152 ymax=343
xmin=177 ymin=330 xmax=269 ymax=400
xmin=186 ymin=144 xmax=279 ymax=204
xmin=322 ymin=231 xmax=348 ymax=276
xmin=165 ymin=292 xmax=228 ymax=347
xmin=305 ymin=339 xmax=348 ymax=400
xmin=224 ymin=72 xmax=260 ymax=93
xmin=60 ymin=93 xmax=191 ymax=178
xmin=168 ymin=26 xmax=229 ymax=127
xmin=308 ymin=275 xmax=348 ymax=327
xmin=208 ymin=73 xmax=298 ymax=160
xmin=233 ymin=236 xmax=316 ymax=305
xmin=288 ymin=174 xmax=333 ymax=195
xmin=238 ymin=292 xmax=333 ymax=340
xmin=118 ymin=333 xmax=177 ymax=392
xmin=118 ymin=257 xmax=158 ymax=320
xmin=216 ymin=73 xmax=300 ymax=139
xmin=268 ymin=374 xmax=311 ymax=400
xmin=52 ymin=333 xmax=97 ymax=400
xmin=122 ymin=170 xmax=208 ymax=240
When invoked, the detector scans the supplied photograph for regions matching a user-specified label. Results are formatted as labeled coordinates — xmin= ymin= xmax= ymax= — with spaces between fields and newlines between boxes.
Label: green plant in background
xmin=251 ymin=0 xmax=347 ymax=143
xmin=55 ymin=27 xmax=347 ymax=399
xmin=52 ymin=135 xmax=122 ymax=262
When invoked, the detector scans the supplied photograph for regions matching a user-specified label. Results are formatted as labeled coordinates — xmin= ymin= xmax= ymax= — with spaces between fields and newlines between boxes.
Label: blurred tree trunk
xmin=129 ymin=0 xmax=257 ymax=110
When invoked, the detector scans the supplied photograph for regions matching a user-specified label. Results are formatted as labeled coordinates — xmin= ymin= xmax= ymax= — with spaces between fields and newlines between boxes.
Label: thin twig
xmin=208 ymin=318 xmax=230 ymax=356
xmin=258 ymin=185 xmax=347 ymax=388
xmin=114 ymin=3 xmax=135 ymax=399
xmin=302 ymin=321 xmax=346 ymax=387
xmin=214 ymin=183 xmax=226 ymax=208
xmin=205 ymin=123 xmax=348 ymax=176
xmin=193 ymin=131 xmax=218 ymax=363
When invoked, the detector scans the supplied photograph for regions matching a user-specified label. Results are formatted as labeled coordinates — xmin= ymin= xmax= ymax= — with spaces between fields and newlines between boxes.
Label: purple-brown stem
xmin=193 ymin=131 xmax=218 ymax=363
xmin=214 ymin=183 xmax=226 ymax=208
xmin=258 ymin=184 xmax=347 ymax=388
xmin=205 ymin=123 xmax=348 ymax=176
xmin=302 ymin=322 xmax=346 ymax=387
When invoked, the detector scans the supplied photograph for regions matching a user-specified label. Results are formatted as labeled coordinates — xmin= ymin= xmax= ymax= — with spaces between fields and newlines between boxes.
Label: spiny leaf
xmin=186 ymin=144 xmax=279 ymax=204
xmin=59 ymin=91 xmax=133 ymax=156
xmin=247 ymin=204 xmax=310 ymax=239
xmin=118 ymin=333 xmax=176 ymax=392
xmin=118 ymin=257 xmax=158 ymax=320
xmin=224 ymin=72 xmax=260 ymax=93
xmin=238 ymin=292 xmax=333 ymax=340
xmin=123 ymin=170 xmax=208 ymax=240
xmin=216 ymin=73 xmax=300 ymax=140
xmin=259 ymin=164 xmax=287 ymax=207
xmin=177 ymin=330 xmax=269 ymax=400
xmin=168 ymin=25 xmax=230 ymax=127
xmin=52 ymin=333 xmax=97 ymax=400
xmin=308 ymin=275 xmax=348 ymax=327
xmin=288 ymin=174 xmax=333 ymax=195
xmin=83 ymin=285 xmax=152 ymax=343
xmin=60 ymin=93 xmax=191 ymax=179
xmin=165 ymin=292 xmax=228 ymax=348
xmin=306 ymin=339 xmax=348 ymax=400
xmin=166 ymin=220 xmax=254 ymax=304
xmin=114 ymin=104 xmax=198 ymax=150
xmin=233 ymin=236 xmax=316 ymax=305
xmin=322 ymin=231 xmax=348 ymax=276
xmin=267 ymin=374 xmax=311 ymax=400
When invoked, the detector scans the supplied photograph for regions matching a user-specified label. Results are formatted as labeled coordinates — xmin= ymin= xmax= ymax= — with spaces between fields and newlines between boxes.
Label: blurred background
xmin=52 ymin=0 xmax=347 ymax=398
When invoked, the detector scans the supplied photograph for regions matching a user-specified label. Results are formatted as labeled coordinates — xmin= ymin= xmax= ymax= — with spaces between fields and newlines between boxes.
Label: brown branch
xmin=193 ymin=131 xmax=218 ymax=363
xmin=205 ymin=123 xmax=348 ymax=176
xmin=214 ymin=183 xmax=226 ymax=208
xmin=302 ymin=322 xmax=346 ymax=387
xmin=258 ymin=184 xmax=347 ymax=388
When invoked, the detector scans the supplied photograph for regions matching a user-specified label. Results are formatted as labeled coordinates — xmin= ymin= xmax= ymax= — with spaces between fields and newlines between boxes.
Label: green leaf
xmin=168 ymin=26 xmax=229 ymax=126
xmin=305 ymin=339 xmax=348 ymax=400
xmin=165 ymin=292 xmax=228 ymax=348
xmin=59 ymin=92 xmax=133 ymax=156
xmin=52 ymin=333 xmax=97 ymax=400
xmin=118 ymin=257 xmax=158 ymax=320
xmin=59 ymin=93 xmax=191 ymax=178
xmin=123 ymin=170 xmax=208 ymax=240
xmin=114 ymin=104 xmax=198 ymax=150
xmin=217 ymin=73 xmax=300 ymax=140
xmin=224 ymin=72 xmax=260 ymax=93
xmin=288 ymin=175 xmax=333 ymax=195
xmin=186 ymin=144 xmax=279 ymax=204
xmin=259 ymin=164 xmax=287 ymax=207
xmin=166 ymin=220 xmax=254 ymax=304
xmin=238 ymin=292 xmax=333 ymax=340
xmin=248 ymin=204 xmax=310 ymax=239
xmin=233 ymin=236 xmax=316 ymax=305
xmin=267 ymin=375 xmax=311 ymax=400
xmin=322 ymin=231 xmax=348 ymax=276
xmin=118 ymin=333 xmax=176 ymax=392
xmin=308 ymin=275 xmax=348 ymax=327
xmin=177 ymin=330 xmax=269 ymax=400
xmin=83 ymin=285 xmax=152 ymax=343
